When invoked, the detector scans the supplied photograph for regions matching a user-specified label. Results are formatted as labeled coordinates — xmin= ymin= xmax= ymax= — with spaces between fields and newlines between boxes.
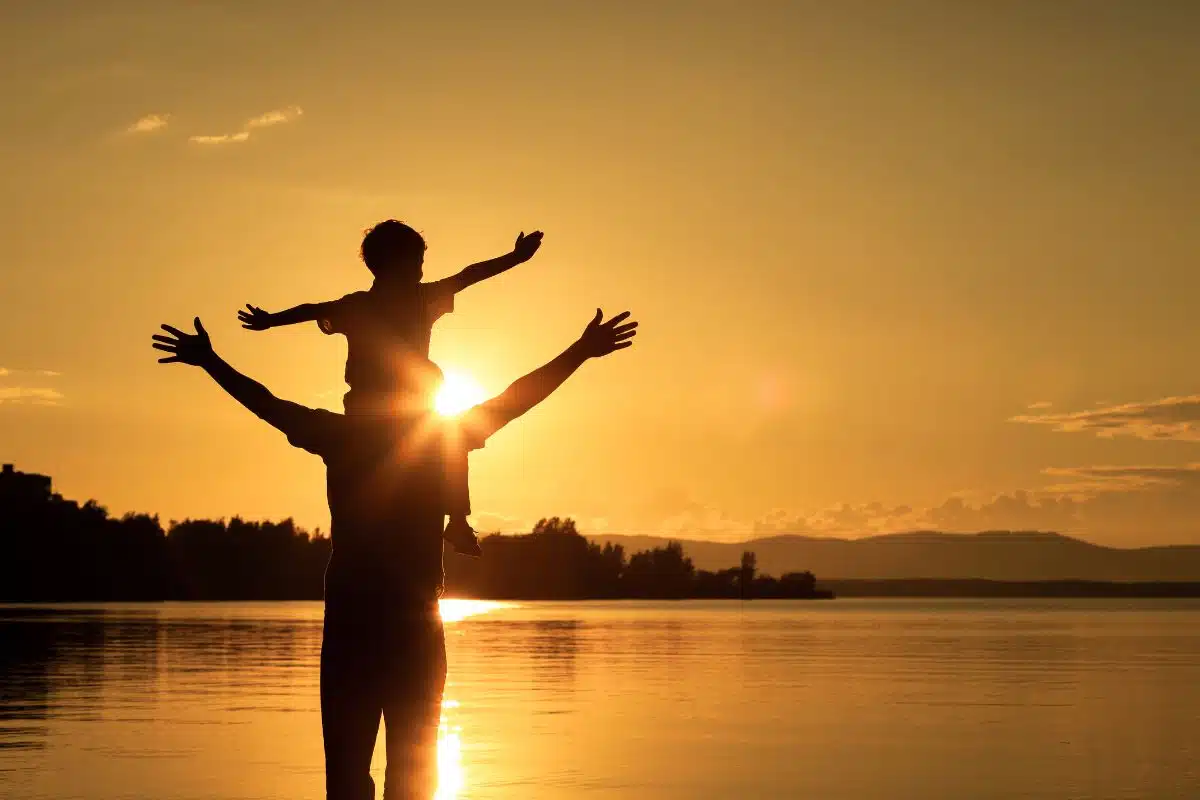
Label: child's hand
xmin=512 ymin=230 xmax=544 ymax=263
xmin=237 ymin=304 xmax=274 ymax=331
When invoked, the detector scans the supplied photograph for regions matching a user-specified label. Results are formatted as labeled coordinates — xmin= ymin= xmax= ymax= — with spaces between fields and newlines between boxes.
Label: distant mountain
xmin=589 ymin=531 xmax=1200 ymax=582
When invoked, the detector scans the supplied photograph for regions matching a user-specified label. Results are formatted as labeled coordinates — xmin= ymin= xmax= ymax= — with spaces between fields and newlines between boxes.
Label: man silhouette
xmin=152 ymin=309 xmax=637 ymax=800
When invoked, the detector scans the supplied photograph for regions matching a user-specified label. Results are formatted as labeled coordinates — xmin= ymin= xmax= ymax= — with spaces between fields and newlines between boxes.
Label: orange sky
xmin=2 ymin=2 xmax=1199 ymax=545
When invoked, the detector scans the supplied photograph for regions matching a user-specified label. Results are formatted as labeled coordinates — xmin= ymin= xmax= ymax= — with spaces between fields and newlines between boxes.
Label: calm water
xmin=1 ymin=599 xmax=1198 ymax=800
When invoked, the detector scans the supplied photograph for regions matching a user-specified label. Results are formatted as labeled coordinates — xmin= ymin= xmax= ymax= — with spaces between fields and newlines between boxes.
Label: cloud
xmin=755 ymin=503 xmax=922 ymax=537
xmin=1 ymin=367 xmax=60 ymax=378
xmin=1026 ymin=400 xmax=1053 ymax=410
xmin=910 ymin=464 xmax=1200 ymax=544
xmin=246 ymin=106 xmax=303 ymax=129
xmin=126 ymin=113 xmax=170 ymax=134
xmin=188 ymin=131 xmax=251 ymax=145
xmin=185 ymin=106 xmax=302 ymax=146
xmin=0 ymin=387 xmax=63 ymax=406
xmin=1039 ymin=463 xmax=1200 ymax=496
xmin=470 ymin=512 xmax=528 ymax=534
xmin=621 ymin=459 xmax=1200 ymax=545
xmin=1012 ymin=395 xmax=1200 ymax=442
xmin=925 ymin=491 xmax=1082 ymax=534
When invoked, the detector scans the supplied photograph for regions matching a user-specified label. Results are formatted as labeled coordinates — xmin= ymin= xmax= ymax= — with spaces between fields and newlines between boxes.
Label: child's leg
xmin=442 ymin=449 xmax=481 ymax=557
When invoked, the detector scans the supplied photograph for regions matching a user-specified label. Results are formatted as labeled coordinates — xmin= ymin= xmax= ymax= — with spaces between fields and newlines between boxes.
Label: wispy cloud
xmin=0 ymin=387 xmax=63 ymax=406
xmin=126 ymin=113 xmax=170 ymax=134
xmin=1026 ymin=400 xmax=1053 ymax=410
xmin=1012 ymin=395 xmax=1200 ymax=442
xmin=1041 ymin=463 xmax=1200 ymax=495
xmin=189 ymin=131 xmax=251 ymax=145
xmin=1 ymin=367 xmax=60 ymax=378
xmin=246 ymin=105 xmax=303 ymax=129
xmin=187 ymin=106 xmax=303 ymax=146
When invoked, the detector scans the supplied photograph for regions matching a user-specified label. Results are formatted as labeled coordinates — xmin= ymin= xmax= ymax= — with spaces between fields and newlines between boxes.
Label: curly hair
xmin=359 ymin=220 xmax=426 ymax=276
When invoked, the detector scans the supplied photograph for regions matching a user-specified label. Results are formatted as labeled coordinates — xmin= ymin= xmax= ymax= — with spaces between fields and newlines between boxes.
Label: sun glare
xmin=434 ymin=370 xmax=487 ymax=417
xmin=437 ymin=598 xmax=510 ymax=623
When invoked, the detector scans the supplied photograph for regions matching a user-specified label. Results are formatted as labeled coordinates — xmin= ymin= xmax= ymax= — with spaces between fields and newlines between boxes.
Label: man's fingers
xmin=161 ymin=324 xmax=186 ymax=337
xmin=194 ymin=317 xmax=207 ymax=336
xmin=611 ymin=329 xmax=637 ymax=343
xmin=589 ymin=308 xmax=603 ymax=327
xmin=152 ymin=343 xmax=177 ymax=353
xmin=157 ymin=356 xmax=180 ymax=364
xmin=602 ymin=311 xmax=631 ymax=328
xmin=151 ymin=334 xmax=176 ymax=345
xmin=611 ymin=321 xmax=638 ymax=336
xmin=609 ymin=341 xmax=634 ymax=351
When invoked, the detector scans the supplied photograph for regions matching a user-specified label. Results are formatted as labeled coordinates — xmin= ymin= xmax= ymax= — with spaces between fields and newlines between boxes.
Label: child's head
xmin=360 ymin=220 xmax=426 ymax=283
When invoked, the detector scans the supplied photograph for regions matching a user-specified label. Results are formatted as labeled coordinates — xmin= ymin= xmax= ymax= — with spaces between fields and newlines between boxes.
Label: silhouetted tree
xmin=0 ymin=475 xmax=829 ymax=601
xmin=740 ymin=551 xmax=757 ymax=599
xmin=622 ymin=541 xmax=695 ymax=598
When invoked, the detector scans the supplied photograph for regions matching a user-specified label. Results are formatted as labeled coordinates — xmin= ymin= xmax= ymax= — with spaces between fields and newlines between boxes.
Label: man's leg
xmin=381 ymin=609 xmax=448 ymax=800
xmin=322 ymin=609 xmax=385 ymax=800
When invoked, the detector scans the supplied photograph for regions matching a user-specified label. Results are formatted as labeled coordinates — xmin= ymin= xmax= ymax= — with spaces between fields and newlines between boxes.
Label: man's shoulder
xmin=338 ymin=290 xmax=375 ymax=308
xmin=280 ymin=406 xmax=350 ymax=457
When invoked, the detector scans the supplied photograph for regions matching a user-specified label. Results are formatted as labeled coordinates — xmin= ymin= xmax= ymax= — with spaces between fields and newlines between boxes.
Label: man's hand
xmin=152 ymin=318 xmax=217 ymax=367
xmin=574 ymin=309 xmax=638 ymax=359
xmin=237 ymin=304 xmax=274 ymax=331
xmin=512 ymin=230 xmax=544 ymax=263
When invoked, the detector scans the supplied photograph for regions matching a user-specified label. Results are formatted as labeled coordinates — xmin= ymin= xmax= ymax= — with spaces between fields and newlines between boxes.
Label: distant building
xmin=0 ymin=464 xmax=53 ymax=507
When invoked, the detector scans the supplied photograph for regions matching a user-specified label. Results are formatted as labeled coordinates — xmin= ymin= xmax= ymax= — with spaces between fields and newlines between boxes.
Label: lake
xmin=2 ymin=599 xmax=1198 ymax=799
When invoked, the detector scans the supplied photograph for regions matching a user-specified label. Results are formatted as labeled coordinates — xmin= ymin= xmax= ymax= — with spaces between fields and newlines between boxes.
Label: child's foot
xmin=444 ymin=518 xmax=482 ymax=558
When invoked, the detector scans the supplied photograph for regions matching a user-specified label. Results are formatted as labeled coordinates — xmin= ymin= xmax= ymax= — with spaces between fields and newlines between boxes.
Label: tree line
xmin=0 ymin=491 xmax=830 ymax=601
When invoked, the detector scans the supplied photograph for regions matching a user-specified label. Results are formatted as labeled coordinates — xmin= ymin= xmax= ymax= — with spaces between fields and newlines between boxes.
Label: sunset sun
xmin=434 ymin=369 xmax=486 ymax=417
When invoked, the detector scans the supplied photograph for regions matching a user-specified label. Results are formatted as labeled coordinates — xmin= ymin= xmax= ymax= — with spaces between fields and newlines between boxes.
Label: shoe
xmin=444 ymin=519 xmax=483 ymax=558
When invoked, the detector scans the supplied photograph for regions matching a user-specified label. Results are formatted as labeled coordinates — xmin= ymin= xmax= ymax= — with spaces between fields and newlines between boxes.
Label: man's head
xmin=342 ymin=354 xmax=445 ymax=417
xmin=360 ymin=220 xmax=426 ymax=283
xmin=394 ymin=355 xmax=445 ymax=414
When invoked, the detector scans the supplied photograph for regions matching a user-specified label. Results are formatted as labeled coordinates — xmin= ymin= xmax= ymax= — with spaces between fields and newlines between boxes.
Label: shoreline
xmin=9 ymin=581 xmax=1200 ymax=603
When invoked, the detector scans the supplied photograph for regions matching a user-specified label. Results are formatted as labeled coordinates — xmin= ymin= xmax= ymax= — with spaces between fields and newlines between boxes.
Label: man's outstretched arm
xmin=460 ymin=309 xmax=638 ymax=444
xmin=152 ymin=318 xmax=320 ymax=440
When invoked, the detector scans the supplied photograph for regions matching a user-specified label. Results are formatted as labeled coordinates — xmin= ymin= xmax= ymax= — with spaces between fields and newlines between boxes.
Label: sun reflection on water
xmin=435 ymin=719 xmax=464 ymax=800
xmin=433 ymin=601 xmax=510 ymax=796
xmin=437 ymin=598 xmax=511 ymax=624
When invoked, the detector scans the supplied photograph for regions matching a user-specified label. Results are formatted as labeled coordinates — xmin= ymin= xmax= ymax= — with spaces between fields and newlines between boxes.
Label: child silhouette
xmin=239 ymin=221 xmax=544 ymax=556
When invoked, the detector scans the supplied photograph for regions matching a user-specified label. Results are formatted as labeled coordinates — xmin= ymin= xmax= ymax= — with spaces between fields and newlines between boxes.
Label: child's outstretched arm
xmin=433 ymin=231 xmax=543 ymax=295
xmin=238 ymin=301 xmax=339 ymax=331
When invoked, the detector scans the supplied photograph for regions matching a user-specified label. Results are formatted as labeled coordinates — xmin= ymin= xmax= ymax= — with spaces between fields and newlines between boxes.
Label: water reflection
xmin=438 ymin=599 xmax=510 ymax=624
xmin=2 ymin=600 xmax=1199 ymax=800
xmin=435 ymin=709 xmax=464 ymax=800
